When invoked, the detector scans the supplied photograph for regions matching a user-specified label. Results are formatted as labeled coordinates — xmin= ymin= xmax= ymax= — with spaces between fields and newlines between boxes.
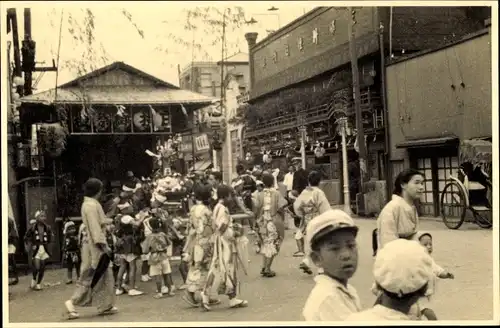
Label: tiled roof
xmin=59 ymin=61 xmax=179 ymax=89
xmin=20 ymin=86 xmax=215 ymax=105
xmin=20 ymin=61 xmax=215 ymax=105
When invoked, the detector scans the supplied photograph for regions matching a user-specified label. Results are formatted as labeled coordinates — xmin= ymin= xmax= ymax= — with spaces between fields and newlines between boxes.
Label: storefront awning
xmin=189 ymin=160 xmax=212 ymax=172
xmin=396 ymin=136 xmax=459 ymax=149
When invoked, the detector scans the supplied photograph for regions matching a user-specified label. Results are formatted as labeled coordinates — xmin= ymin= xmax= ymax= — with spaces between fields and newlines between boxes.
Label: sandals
xmin=65 ymin=311 xmax=80 ymax=320
xmin=64 ymin=300 xmax=80 ymax=320
xmin=182 ymin=293 xmax=199 ymax=307
xmin=98 ymin=306 xmax=118 ymax=316
xmin=229 ymin=299 xmax=249 ymax=308
xmin=262 ymin=271 xmax=276 ymax=278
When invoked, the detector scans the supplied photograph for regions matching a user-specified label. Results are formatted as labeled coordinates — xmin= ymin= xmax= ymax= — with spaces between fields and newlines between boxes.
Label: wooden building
xmin=242 ymin=7 xmax=485 ymax=211
xmin=14 ymin=61 xmax=214 ymax=263
xmin=386 ymin=23 xmax=492 ymax=216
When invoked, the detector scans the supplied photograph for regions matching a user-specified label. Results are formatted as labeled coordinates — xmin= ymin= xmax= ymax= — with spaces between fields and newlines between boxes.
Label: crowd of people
xmin=7 ymin=158 xmax=455 ymax=322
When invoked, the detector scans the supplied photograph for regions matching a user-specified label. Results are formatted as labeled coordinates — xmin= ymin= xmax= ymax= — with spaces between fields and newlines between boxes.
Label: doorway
xmin=410 ymin=147 xmax=459 ymax=217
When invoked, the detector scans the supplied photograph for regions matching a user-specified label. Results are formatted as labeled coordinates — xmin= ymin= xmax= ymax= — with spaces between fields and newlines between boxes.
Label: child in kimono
xmin=150 ymin=193 xmax=177 ymax=293
xmin=182 ymin=185 xmax=220 ymax=307
xmin=24 ymin=210 xmax=53 ymax=291
xmin=253 ymin=174 xmax=287 ymax=277
xmin=200 ymin=185 xmax=248 ymax=311
xmin=114 ymin=215 xmax=144 ymax=296
xmin=293 ymin=171 xmax=331 ymax=275
xmin=62 ymin=219 xmax=81 ymax=284
xmin=142 ymin=217 xmax=175 ymax=298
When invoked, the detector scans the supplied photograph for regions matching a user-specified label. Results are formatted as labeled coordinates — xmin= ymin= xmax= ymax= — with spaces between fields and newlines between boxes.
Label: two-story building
xmin=178 ymin=53 xmax=250 ymax=175
xmin=386 ymin=20 xmax=492 ymax=217
xmin=242 ymin=6 xmax=486 ymax=213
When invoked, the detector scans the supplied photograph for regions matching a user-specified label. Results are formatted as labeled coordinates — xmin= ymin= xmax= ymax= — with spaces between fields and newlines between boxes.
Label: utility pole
xmin=22 ymin=8 xmax=35 ymax=96
xmin=190 ymin=28 xmax=197 ymax=173
xmin=347 ymin=7 xmax=369 ymax=197
xmin=7 ymin=8 xmax=23 ymax=97
xmin=221 ymin=9 xmax=233 ymax=181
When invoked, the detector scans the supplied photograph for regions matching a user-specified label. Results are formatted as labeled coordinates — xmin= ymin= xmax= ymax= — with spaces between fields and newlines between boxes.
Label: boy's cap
xmin=306 ymin=209 xmax=358 ymax=248
xmin=373 ymin=239 xmax=433 ymax=297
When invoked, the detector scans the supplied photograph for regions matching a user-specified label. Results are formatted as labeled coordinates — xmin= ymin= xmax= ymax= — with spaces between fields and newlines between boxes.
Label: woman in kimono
xmin=293 ymin=171 xmax=331 ymax=275
xmin=253 ymin=173 xmax=288 ymax=277
xmin=200 ymin=184 xmax=248 ymax=311
xmin=374 ymin=169 xmax=424 ymax=252
xmin=64 ymin=178 xmax=117 ymax=320
xmin=182 ymin=185 xmax=221 ymax=307
xmin=24 ymin=210 xmax=53 ymax=290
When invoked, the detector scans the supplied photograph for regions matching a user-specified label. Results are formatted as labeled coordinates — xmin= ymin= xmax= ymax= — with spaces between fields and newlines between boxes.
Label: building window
xmin=200 ymin=73 xmax=213 ymax=88
xmin=212 ymin=81 xmax=216 ymax=96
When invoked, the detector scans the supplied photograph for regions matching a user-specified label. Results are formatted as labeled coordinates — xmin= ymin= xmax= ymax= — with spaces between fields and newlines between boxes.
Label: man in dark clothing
xmin=290 ymin=157 xmax=309 ymax=255
xmin=291 ymin=158 xmax=309 ymax=197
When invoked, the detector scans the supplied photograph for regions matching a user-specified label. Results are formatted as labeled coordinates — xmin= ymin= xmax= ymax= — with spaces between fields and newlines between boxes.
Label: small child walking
xmin=142 ymin=217 xmax=175 ymax=298
xmin=62 ymin=220 xmax=81 ymax=284
xmin=24 ymin=210 xmax=53 ymax=291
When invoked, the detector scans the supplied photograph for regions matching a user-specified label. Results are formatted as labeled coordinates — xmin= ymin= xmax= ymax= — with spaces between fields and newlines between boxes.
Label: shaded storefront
xmin=14 ymin=62 xmax=213 ymax=263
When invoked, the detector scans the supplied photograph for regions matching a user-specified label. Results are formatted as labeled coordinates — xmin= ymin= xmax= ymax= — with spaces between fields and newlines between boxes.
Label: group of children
xmin=60 ymin=175 xmax=191 ymax=299
xmin=302 ymin=209 xmax=455 ymax=321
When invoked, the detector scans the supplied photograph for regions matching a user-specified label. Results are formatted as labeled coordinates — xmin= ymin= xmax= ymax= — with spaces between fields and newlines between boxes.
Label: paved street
xmin=7 ymin=218 xmax=494 ymax=323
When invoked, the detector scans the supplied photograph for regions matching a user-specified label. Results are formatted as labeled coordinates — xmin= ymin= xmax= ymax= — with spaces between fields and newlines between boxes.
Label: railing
xmin=247 ymin=88 xmax=382 ymax=137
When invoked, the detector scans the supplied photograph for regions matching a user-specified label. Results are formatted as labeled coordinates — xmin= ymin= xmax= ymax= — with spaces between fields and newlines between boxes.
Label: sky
xmin=4 ymin=1 xmax=317 ymax=93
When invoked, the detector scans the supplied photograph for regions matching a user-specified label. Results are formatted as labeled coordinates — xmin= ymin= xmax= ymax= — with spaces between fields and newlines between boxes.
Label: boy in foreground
xmin=302 ymin=209 xmax=361 ymax=321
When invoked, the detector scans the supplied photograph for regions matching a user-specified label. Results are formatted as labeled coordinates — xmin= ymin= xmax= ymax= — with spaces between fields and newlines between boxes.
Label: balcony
xmin=246 ymin=87 xmax=382 ymax=137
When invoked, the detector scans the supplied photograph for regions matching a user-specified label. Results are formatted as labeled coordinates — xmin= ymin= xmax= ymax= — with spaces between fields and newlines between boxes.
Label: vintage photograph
xmin=2 ymin=1 xmax=497 ymax=325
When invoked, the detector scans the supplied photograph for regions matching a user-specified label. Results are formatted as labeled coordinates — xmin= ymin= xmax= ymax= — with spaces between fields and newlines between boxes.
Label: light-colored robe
xmin=293 ymin=186 xmax=331 ymax=230
xmin=253 ymin=188 xmax=287 ymax=257
xmin=376 ymin=195 xmax=419 ymax=250
xmin=71 ymin=197 xmax=115 ymax=311
xmin=205 ymin=202 xmax=247 ymax=296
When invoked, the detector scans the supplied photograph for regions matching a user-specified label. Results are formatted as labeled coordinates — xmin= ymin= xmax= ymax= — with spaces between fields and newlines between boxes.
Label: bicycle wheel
xmin=473 ymin=209 xmax=492 ymax=229
xmin=440 ymin=181 xmax=467 ymax=229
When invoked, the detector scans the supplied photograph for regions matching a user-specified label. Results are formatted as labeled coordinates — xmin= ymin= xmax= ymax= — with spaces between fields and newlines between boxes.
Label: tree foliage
xmin=48 ymin=8 xmax=145 ymax=77
xmin=157 ymin=6 xmax=248 ymax=62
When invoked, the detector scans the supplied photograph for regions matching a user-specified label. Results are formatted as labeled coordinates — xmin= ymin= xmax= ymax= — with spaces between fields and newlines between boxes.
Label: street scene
xmin=4 ymin=2 xmax=496 ymax=325
xmin=7 ymin=219 xmax=495 ymax=322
